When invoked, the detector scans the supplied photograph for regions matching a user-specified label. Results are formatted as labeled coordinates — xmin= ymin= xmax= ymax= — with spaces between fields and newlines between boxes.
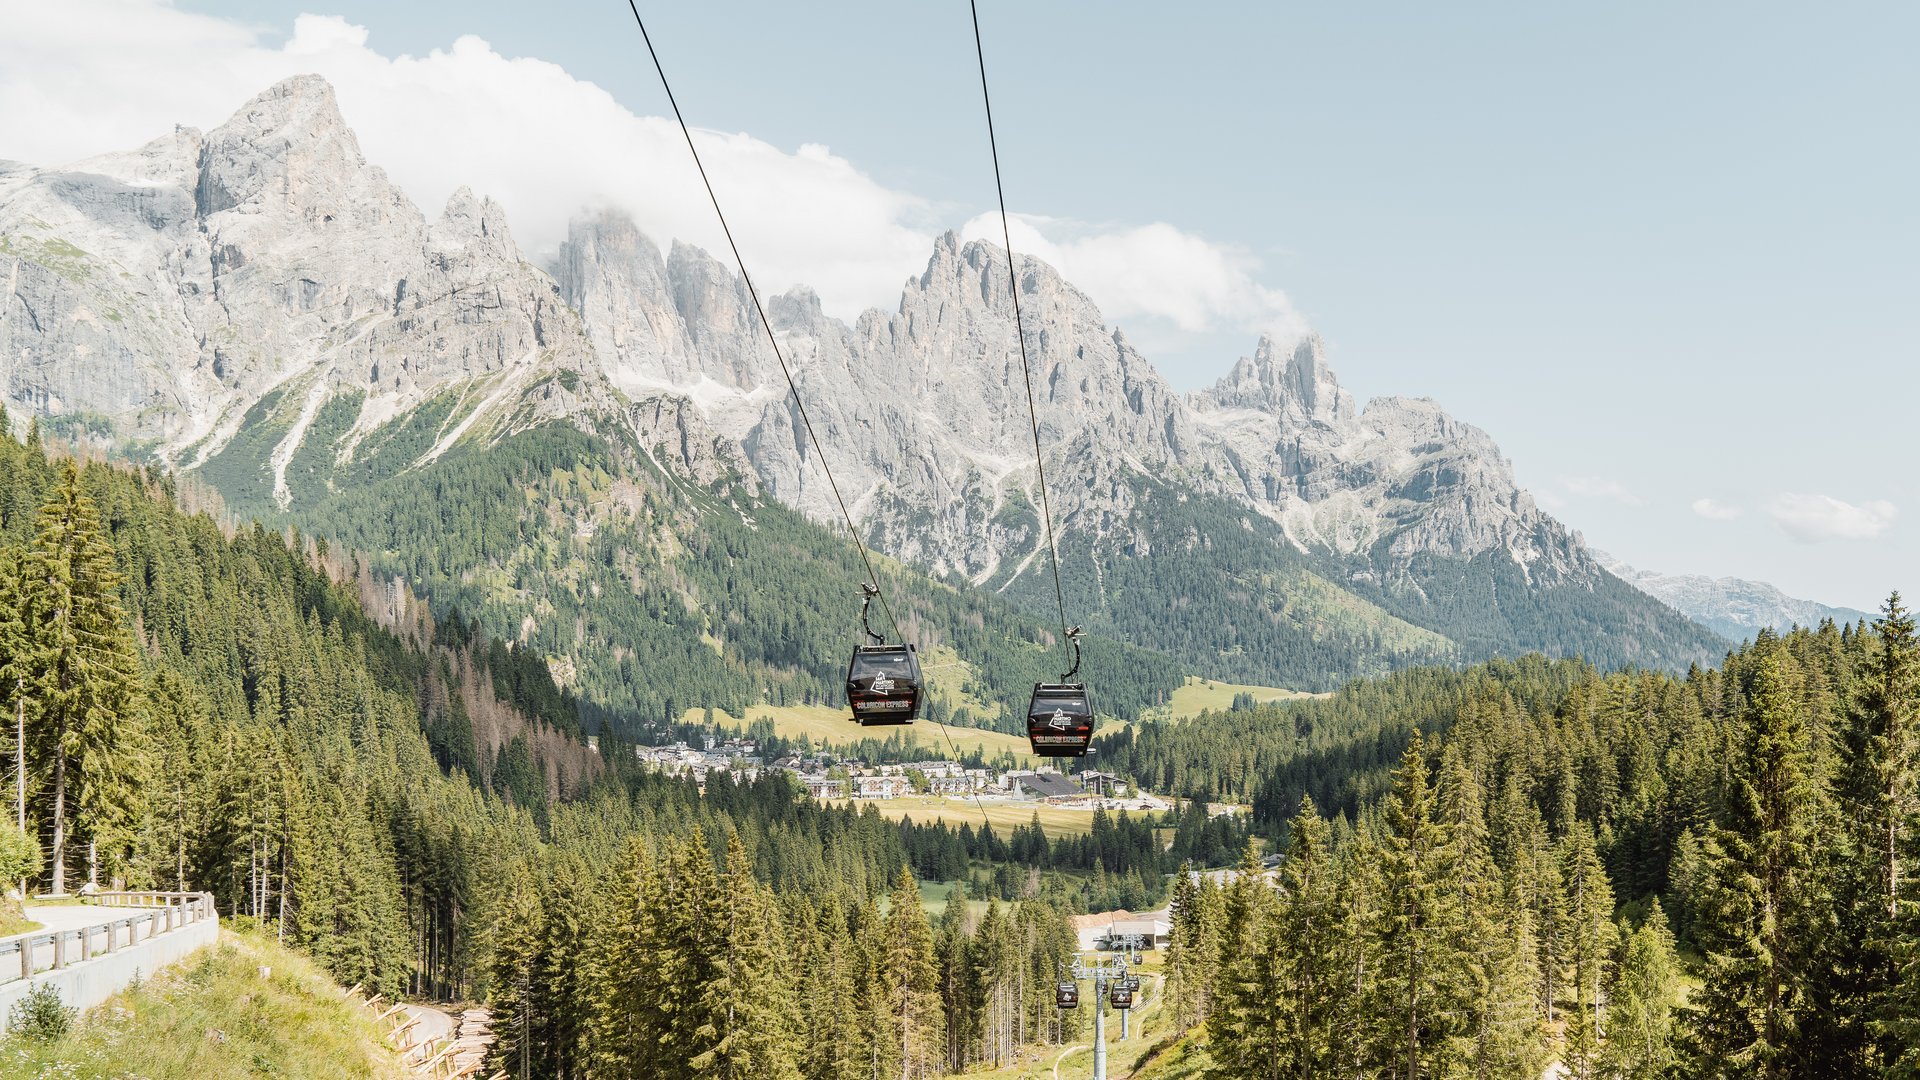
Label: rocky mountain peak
xmin=1200 ymin=333 xmax=1354 ymax=424
xmin=429 ymin=186 xmax=517 ymax=262
xmin=195 ymin=74 xmax=409 ymax=227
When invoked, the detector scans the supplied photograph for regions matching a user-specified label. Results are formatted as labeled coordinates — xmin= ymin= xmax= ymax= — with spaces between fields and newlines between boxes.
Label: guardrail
xmin=0 ymin=891 xmax=216 ymax=985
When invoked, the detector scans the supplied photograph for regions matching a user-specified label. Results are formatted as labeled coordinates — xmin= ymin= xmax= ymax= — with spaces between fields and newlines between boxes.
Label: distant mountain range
xmin=1594 ymin=553 xmax=1873 ymax=643
xmin=0 ymin=75 xmax=1725 ymax=722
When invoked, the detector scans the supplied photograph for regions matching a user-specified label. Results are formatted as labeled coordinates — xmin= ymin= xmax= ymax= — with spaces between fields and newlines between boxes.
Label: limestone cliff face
xmin=0 ymin=75 xmax=631 ymax=507
xmin=4 ymin=74 xmax=1635 ymax=626
xmin=556 ymin=213 xmax=1593 ymax=588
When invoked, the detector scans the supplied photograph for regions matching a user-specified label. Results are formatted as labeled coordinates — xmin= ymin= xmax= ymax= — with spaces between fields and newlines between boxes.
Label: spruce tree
xmin=1682 ymin=646 xmax=1829 ymax=1078
xmin=688 ymin=831 xmax=802 ymax=1079
xmin=1833 ymin=592 xmax=1919 ymax=1069
xmin=878 ymin=864 xmax=943 ymax=1079
xmin=1561 ymin=823 xmax=1618 ymax=1078
xmin=22 ymin=463 xmax=145 ymax=893
xmin=935 ymin=880 xmax=975 ymax=1073
xmin=1601 ymin=901 xmax=1680 ymax=1080
xmin=1370 ymin=732 xmax=1465 ymax=1080
xmin=487 ymin=865 xmax=548 ymax=1080
xmin=534 ymin=855 xmax=597 ymax=1080
xmin=1273 ymin=796 xmax=1348 ymax=1078
xmin=1207 ymin=843 xmax=1284 ymax=1076
xmin=1442 ymin=748 xmax=1544 ymax=1080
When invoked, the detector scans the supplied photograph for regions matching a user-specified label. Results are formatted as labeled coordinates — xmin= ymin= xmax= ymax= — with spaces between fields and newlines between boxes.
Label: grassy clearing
xmin=827 ymin=795 xmax=1104 ymax=838
xmin=0 ymin=928 xmax=407 ymax=1080
xmin=1162 ymin=675 xmax=1320 ymax=718
xmin=684 ymin=702 xmax=1038 ymax=763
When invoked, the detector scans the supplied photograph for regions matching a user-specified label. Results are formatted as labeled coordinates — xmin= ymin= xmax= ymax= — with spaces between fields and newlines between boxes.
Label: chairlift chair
xmin=846 ymin=584 xmax=922 ymax=725
xmin=1026 ymin=627 xmax=1093 ymax=756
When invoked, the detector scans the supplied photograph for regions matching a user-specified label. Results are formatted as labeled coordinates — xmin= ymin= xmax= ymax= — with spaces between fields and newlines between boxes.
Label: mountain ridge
xmin=0 ymin=74 xmax=1724 ymax=704
xmin=1594 ymin=551 xmax=1872 ymax=643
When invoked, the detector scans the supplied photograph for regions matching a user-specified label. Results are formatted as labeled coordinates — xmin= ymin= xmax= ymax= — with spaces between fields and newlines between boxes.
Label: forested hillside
xmin=0 ymin=424 xmax=1231 ymax=1075
xmin=1144 ymin=607 xmax=1920 ymax=1077
xmin=206 ymin=401 xmax=1188 ymax=737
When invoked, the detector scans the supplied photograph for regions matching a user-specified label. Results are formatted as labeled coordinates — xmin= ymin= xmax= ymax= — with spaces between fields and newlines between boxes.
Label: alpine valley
xmin=0 ymin=74 xmax=1725 ymax=733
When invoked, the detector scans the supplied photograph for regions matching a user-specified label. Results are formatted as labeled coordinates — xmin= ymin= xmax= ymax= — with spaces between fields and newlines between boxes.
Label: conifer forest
xmin=0 ymin=411 xmax=1910 ymax=1077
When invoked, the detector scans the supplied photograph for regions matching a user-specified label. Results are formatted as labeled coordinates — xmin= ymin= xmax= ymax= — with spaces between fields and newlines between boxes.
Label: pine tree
xmin=1561 ymin=823 xmax=1618 ymax=1078
xmin=1441 ymin=748 xmax=1544 ymax=1080
xmin=936 ymin=880 xmax=975 ymax=1073
xmin=487 ymin=864 xmax=548 ymax=1080
xmin=1833 ymin=592 xmax=1919 ymax=1069
xmin=22 ymin=463 xmax=145 ymax=893
xmin=878 ymin=864 xmax=943 ymax=1079
xmin=1682 ymin=645 xmax=1829 ymax=1078
xmin=1166 ymin=863 xmax=1222 ymax=1029
xmin=590 ymin=840 xmax=654 ymax=1075
xmin=1207 ymin=843 xmax=1284 ymax=1076
xmin=1369 ymin=732 xmax=1465 ymax=1080
xmin=803 ymin=893 xmax=870 ymax=1080
xmin=688 ymin=831 xmax=802 ymax=1079
xmin=1272 ymin=796 xmax=1348 ymax=1077
xmin=534 ymin=855 xmax=597 ymax=1079
xmin=1601 ymin=901 xmax=1680 ymax=1080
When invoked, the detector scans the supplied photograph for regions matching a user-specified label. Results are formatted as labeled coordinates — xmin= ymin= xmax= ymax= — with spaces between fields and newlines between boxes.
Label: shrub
xmin=8 ymin=983 xmax=74 ymax=1041
xmin=0 ymin=824 xmax=40 ymax=892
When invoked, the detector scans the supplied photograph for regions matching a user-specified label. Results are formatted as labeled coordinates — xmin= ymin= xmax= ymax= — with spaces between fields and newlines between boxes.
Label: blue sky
xmin=7 ymin=1 xmax=1914 ymax=610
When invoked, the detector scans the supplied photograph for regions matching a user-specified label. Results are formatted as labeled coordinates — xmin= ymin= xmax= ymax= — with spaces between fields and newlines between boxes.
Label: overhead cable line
xmin=622 ymin=4 xmax=1049 ymax=803
xmin=623 ymin=0 xmax=899 ymax=641
xmin=967 ymin=0 xmax=1079 ymax=681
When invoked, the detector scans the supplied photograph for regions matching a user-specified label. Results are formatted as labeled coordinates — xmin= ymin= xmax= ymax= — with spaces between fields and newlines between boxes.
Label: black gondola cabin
xmin=1109 ymin=980 xmax=1135 ymax=1010
xmin=1026 ymin=682 xmax=1094 ymax=757
xmin=1055 ymin=981 xmax=1079 ymax=1010
xmin=846 ymin=644 xmax=922 ymax=725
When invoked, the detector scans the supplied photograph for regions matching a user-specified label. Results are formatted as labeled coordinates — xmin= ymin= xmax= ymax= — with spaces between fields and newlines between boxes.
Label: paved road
xmin=399 ymin=1003 xmax=456 ymax=1058
xmin=2 ymin=903 xmax=162 ymax=975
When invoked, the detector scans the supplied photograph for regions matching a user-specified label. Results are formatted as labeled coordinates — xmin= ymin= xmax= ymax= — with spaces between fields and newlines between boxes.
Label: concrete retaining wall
xmin=0 ymin=915 xmax=219 ymax=1019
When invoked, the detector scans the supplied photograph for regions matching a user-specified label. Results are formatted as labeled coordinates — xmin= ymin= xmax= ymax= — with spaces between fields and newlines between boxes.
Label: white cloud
xmin=959 ymin=213 xmax=1304 ymax=336
xmin=1690 ymin=497 xmax=1743 ymax=521
xmin=1559 ymin=475 xmax=1642 ymax=506
xmin=1767 ymin=493 xmax=1898 ymax=542
xmin=0 ymin=0 xmax=1300 ymax=338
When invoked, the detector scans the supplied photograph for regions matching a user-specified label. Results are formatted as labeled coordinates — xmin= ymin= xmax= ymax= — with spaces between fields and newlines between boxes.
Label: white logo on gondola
xmin=1048 ymin=708 xmax=1071 ymax=730
xmin=871 ymin=675 xmax=895 ymax=693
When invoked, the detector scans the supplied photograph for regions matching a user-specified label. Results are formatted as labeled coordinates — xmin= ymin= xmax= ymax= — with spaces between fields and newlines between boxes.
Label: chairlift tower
xmin=1066 ymin=941 xmax=1139 ymax=1080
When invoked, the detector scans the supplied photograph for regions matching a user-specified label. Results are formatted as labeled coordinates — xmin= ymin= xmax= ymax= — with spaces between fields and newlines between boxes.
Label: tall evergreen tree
xmin=1207 ymin=843 xmax=1285 ymax=1076
xmin=1370 ymin=732 xmax=1465 ymax=1080
xmin=688 ymin=832 xmax=802 ymax=1080
xmin=878 ymin=864 xmax=943 ymax=1080
xmin=1683 ymin=645 xmax=1830 ymax=1079
xmin=487 ymin=864 xmax=548 ymax=1080
xmin=1830 ymin=593 xmax=1919 ymax=1069
xmin=1561 ymin=823 xmax=1619 ymax=1078
xmin=1601 ymin=901 xmax=1680 ymax=1080
xmin=22 ymin=463 xmax=145 ymax=892
xmin=1272 ymin=797 xmax=1348 ymax=1077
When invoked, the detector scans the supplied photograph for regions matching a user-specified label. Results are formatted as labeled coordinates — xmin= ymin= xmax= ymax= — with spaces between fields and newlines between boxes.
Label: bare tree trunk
xmin=49 ymin=730 xmax=66 ymax=896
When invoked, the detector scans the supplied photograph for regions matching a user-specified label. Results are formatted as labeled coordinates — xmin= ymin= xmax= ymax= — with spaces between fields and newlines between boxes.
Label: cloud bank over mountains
xmin=0 ymin=0 xmax=1300 ymax=339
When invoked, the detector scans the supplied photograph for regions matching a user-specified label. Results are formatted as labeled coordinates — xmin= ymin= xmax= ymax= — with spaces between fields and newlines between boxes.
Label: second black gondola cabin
xmin=1109 ymin=980 xmax=1135 ymax=1010
xmin=1055 ymin=982 xmax=1079 ymax=1010
xmin=846 ymin=644 xmax=922 ymax=725
xmin=1026 ymin=682 xmax=1094 ymax=756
